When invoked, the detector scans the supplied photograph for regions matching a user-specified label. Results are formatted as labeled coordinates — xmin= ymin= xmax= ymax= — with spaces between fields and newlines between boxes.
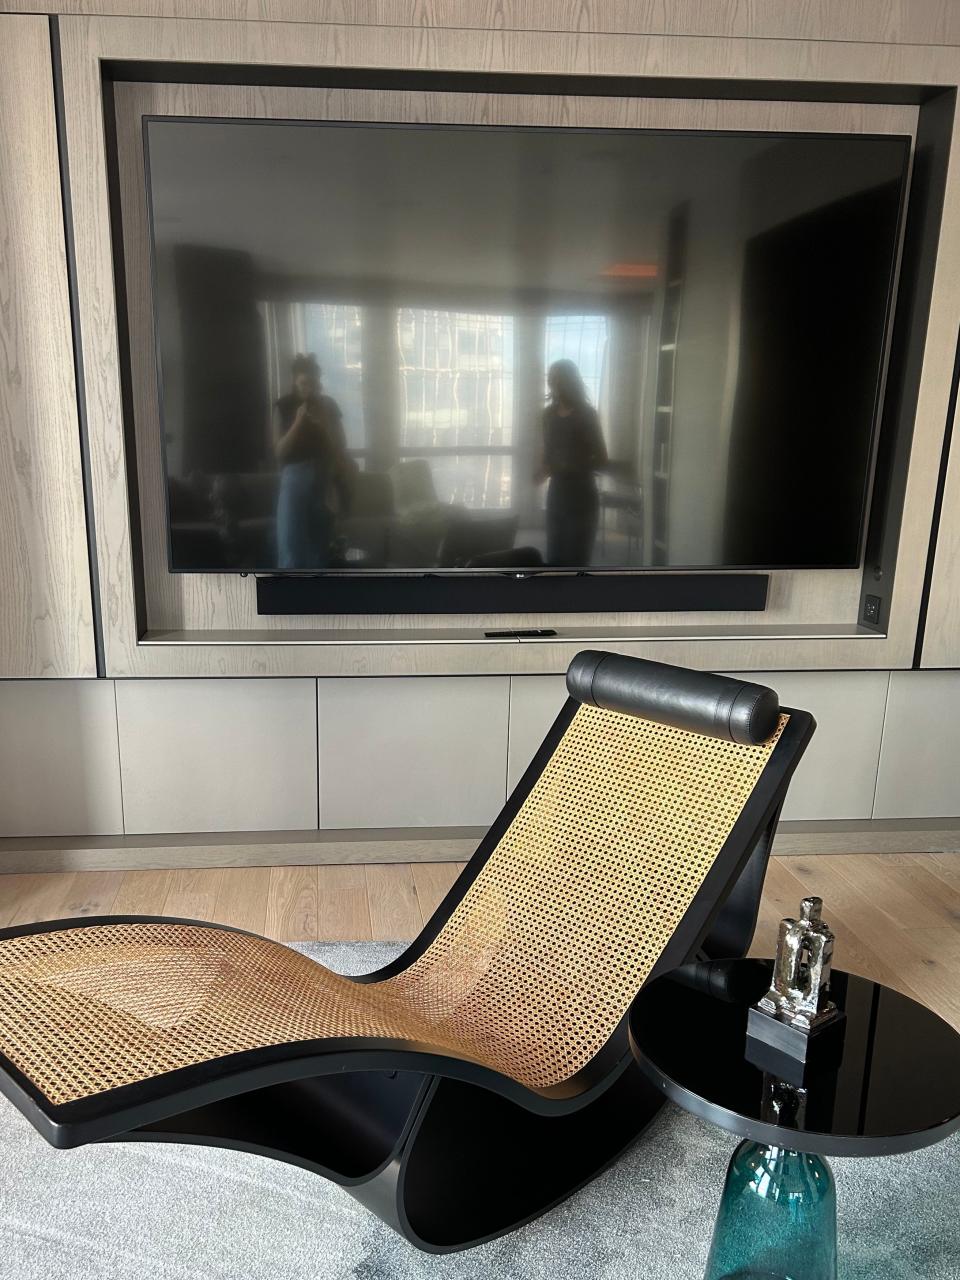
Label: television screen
xmin=144 ymin=119 xmax=908 ymax=573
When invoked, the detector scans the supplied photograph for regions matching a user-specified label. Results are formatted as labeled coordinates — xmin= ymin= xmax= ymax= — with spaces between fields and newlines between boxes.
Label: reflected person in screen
xmin=273 ymin=354 xmax=351 ymax=570
xmin=536 ymin=358 xmax=608 ymax=566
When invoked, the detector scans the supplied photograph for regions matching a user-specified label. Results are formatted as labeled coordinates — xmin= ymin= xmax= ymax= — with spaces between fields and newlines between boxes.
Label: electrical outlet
xmin=863 ymin=594 xmax=882 ymax=624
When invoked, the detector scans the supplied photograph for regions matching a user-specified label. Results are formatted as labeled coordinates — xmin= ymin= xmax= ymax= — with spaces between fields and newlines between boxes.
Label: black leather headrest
xmin=566 ymin=651 xmax=780 ymax=746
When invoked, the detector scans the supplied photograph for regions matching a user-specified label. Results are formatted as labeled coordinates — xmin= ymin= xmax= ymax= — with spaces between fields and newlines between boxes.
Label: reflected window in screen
xmin=262 ymin=301 xmax=365 ymax=450
xmin=397 ymin=310 xmax=515 ymax=508
xmin=545 ymin=314 xmax=610 ymax=427
xmin=304 ymin=305 xmax=365 ymax=449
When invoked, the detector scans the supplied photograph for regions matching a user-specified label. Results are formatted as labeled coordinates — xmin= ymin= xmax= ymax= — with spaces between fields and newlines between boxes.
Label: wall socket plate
xmin=863 ymin=594 xmax=882 ymax=624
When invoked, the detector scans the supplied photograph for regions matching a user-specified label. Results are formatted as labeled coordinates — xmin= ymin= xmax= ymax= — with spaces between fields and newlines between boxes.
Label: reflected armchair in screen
xmin=386 ymin=459 xmax=450 ymax=566
xmin=336 ymin=469 xmax=395 ymax=566
xmin=466 ymin=545 xmax=544 ymax=568
xmin=166 ymin=475 xmax=229 ymax=570
xmin=211 ymin=472 xmax=279 ymax=569
xmin=0 ymin=653 xmax=813 ymax=1253
xmin=438 ymin=510 xmax=520 ymax=567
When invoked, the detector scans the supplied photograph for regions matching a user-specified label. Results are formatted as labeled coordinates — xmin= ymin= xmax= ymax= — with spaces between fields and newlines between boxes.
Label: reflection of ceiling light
xmin=599 ymin=262 xmax=658 ymax=278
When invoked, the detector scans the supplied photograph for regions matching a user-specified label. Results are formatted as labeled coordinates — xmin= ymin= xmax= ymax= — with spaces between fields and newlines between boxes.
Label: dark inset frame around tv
xmin=98 ymin=57 xmax=955 ymax=635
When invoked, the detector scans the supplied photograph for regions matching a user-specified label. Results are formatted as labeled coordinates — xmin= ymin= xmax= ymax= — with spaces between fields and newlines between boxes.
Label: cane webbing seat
xmin=0 ymin=702 xmax=787 ymax=1108
xmin=0 ymin=652 xmax=814 ymax=1252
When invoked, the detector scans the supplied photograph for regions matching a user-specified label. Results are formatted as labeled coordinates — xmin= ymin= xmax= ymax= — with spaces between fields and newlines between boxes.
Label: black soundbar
xmin=256 ymin=573 xmax=769 ymax=616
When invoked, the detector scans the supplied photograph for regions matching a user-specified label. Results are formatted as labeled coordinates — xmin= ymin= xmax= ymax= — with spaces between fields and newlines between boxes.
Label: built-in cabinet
xmin=114 ymin=680 xmax=318 ymax=834
xmin=0 ymin=669 xmax=956 ymax=839
xmin=316 ymin=677 xmax=509 ymax=829
xmin=874 ymin=672 xmax=960 ymax=817
xmin=1 ymin=5 xmax=960 ymax=847
xmin=0 ymin=680 xmax=122 ymax=837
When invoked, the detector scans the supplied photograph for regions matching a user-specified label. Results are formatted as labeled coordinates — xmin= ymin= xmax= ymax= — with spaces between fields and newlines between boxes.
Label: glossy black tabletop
xmin=629 ymin=959 xmax=960 ymax=1157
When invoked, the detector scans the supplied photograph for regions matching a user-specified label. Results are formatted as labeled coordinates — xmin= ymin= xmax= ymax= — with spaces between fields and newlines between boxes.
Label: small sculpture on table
xmin=746 ymin=896 xmax=845 ymax=1085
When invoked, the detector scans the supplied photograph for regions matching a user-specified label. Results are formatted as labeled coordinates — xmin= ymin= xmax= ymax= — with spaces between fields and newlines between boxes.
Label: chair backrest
xmin=384 ymin=650 xmax=815 ymax=1094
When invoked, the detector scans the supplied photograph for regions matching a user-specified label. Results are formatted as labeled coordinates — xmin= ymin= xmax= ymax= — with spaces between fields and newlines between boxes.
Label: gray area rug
xmin=0 ymin=942 xmax=957 ymax=1279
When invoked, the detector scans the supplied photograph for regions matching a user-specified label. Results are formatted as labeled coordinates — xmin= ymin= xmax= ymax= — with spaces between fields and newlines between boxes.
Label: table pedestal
xmin=704 ymin=1142 xmax=837 ymax=1280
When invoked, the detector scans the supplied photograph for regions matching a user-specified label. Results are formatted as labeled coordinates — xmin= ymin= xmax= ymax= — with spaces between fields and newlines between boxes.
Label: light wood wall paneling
xmin=0 ymin=16 xmax=95 ymax=677
xmin=58 ymin=15 xmax=956 ymax=675
xmin=5 ymin=3 xmax=960 ymax=48
xmin=112 ymin=77 xmax=912 ymax=671
xmin=920 ymin=386 xmax=960 ymax=666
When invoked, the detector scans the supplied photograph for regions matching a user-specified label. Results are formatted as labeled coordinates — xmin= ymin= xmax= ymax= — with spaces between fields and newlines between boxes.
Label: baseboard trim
xmin=1 ymin=819 xmax=958 ymax=874
xmin=773 ymin=817 xmax=960 ymax=856
xmin=0 ymin=827 xmax=484 ymax=874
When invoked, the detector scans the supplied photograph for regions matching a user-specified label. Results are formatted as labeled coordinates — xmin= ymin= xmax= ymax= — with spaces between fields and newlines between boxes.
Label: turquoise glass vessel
xmin=704 ymin=1141 xmax=837 ymax=1280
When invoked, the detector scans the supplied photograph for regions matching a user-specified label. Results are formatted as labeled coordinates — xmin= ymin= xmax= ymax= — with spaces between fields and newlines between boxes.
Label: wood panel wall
xmin=53 ymin=12 xmax=960 ymax=677
xmin=2 ymin=2 xmax=960 ymax=48
xmin=921 ymin=395 xmax=960 ymax=667
xmin=113 ymin=81 xmax=914 ymax=645
xmin=0 ymin=15 xmax=95 ymax=677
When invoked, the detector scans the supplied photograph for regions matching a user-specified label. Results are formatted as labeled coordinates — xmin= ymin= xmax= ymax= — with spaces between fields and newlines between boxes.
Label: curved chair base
xmin=126 ymin=1058 xmax=663 ymax=1253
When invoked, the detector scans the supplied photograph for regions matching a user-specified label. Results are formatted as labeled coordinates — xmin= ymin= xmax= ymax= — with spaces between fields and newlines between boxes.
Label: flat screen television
xmin=144 ymin=118 xmax=909 ymax=575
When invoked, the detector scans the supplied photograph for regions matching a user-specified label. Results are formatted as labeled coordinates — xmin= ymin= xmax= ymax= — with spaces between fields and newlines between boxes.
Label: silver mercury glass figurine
xmin=746 ymin=896 xmax=846 ymax=1084
xmin=757 ymin=896 xmax=840 ymax=1032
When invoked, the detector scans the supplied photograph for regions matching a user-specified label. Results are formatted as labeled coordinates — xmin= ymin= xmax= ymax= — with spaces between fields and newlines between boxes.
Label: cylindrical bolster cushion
xmin=566 ymin=650 xmax=779 ymax=746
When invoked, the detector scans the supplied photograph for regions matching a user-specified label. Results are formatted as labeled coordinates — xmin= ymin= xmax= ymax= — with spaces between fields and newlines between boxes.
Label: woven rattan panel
xmin=0 ymin=707 xmax=785 ymax=1105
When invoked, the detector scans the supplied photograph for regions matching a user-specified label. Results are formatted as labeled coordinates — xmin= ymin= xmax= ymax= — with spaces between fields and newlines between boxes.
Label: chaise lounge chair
xmin=0 ymin=651 xmax=814 ymax=1253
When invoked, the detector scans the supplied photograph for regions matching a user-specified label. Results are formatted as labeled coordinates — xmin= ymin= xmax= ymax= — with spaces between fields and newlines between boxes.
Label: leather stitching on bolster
xmin=588 ymin=652 xmax=609 ymax=708
xmin=739 ymin=688 xmax=766 ymax=742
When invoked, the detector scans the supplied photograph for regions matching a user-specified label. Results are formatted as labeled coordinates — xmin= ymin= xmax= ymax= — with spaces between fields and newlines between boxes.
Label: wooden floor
xmin=2 ymin=854 xmax=959 ymax=1030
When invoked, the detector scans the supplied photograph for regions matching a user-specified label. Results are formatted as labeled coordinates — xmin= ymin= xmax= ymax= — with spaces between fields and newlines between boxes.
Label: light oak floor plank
xmin=52 ymin=870 xmax=124 ymax=919
xmin=112 ymin=869 xmax=175 ymax=916
xmin=913 ymin=851 xmax=960 ymax=898
xmin=264 ymin=866 xmax=318 ymax=942
xmin=214 ymin=866 xmax=271 ymax=935
xmin=411 ymin=862 xmax=463 ymax=923
xmin=827 ymin=854 xmax=951 ymax=930
xmin=366 ymin=864 xmax=422 ymax=941
xmin=0 ymin=874 xmax=67 ymax=928
xmin=5 ymin=873 xmax=83 ymax=927
xmin=786 ymin=855 xmax=959 ymax=1024
xmin=317 ymin=865 xmax=371 ymax=942
xmin=162 ymin=869 xmax=224 ymax=921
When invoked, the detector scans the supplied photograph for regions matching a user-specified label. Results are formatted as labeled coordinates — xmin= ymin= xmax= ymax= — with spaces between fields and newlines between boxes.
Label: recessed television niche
xmin=143 ymin=117 xmax=909 ymax=611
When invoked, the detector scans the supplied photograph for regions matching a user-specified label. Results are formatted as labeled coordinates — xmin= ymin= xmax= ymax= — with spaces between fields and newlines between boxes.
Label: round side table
xmin=628 ymin=959 xmax=960 ymax=1280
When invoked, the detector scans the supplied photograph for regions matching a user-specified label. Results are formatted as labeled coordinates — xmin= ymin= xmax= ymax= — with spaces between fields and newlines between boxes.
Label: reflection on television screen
xmin=145 ymin=120 xmax=908 ymax=573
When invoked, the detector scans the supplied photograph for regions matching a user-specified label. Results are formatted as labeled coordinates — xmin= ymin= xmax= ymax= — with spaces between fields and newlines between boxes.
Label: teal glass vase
xmin=704 ymin=1141 xmax=837 ymax=1280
